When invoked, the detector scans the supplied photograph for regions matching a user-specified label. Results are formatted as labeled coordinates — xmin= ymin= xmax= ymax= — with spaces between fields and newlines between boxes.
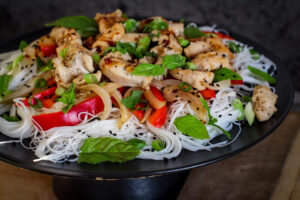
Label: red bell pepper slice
xmin=22 ymin=87 xmax=57 ymax=106
xmin=203 ymin=31 xmax=233 ymax=40
xmin=32 ymin=96 xmax=104 ymax=131
xmin=132 ymin=103 xmax=145 ymax=120
xmin=147 ymin=87 xmax=167 ymax=128
xmin=150 ymin=86 xmax=165 ymax=101
xmin=118 ymin=86 xmax=129 ymax=96
xmin=231 ymin=80 xmax=244 ymax=85
xmin=41 ymin=44 xmax=57 ymax=57
xmin=199 ymin=88 xmax=216 ymax=100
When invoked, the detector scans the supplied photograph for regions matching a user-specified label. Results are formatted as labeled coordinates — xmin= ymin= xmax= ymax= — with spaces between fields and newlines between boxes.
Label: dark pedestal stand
xmin=53 ymin=171 xmax=189 ymax=200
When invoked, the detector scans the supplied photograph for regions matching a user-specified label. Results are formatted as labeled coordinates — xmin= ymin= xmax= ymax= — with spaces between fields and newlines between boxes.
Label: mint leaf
xmin=7 ymin=54 xmax=24 ymax=71
xmin=249 ymin=49 xmax=260 ymax=60
xmin=248 ymin=65 xmax=276 ymax=84
xmin=84 ymin=74 xmax=99 ymax=84
xmin=57 ymin=83 xmax=76 ymax=113
xmin=213 ymin=68 xmax=242 ymax=82
xmin=185 ymin=62 xmax=196 ymax=70
xmin=59 ymin=46 xmax=69 ymax=58
xmin=128 ymin=138 xmax=146 ymax=149
xmin=135 ymin=36 xmax=151 ymax=58
xmin=143 ymin=18 xmax=168 ymax=33
xmin=174 ymin=114 xmax=209 ymax=139
xmin=36 ymin=56 xmax=44 ymax=68
xmin=78 ymin=137 xmax=140 ymax=164
xmin=2 ymin=114 xmax=21 ymax=122
xmin=229 ymin=41 xmax=244 ymax=53
xmin=178 ymin=37 xmax=190 ymax=47
xmin=242 ymin=95 xmax=251 ymax=102
xmin=124 ymin=19 xmax=138 ymax=33
xmin=152 ymin=140 xmax=165 ymax=151
xmin=179 ymin=82 xmax=192 ymax=92
xmin=103 ymin=47 xmax=117 ymax=56
xmin=116 ymin=42 xmax=136 ymax=55
xmin=38 ymin=58 xmax=54 ymax=73
xmin=233 ymin=98 xmax=244 ymax=120
xmin=184 ymin=26 xmax=206 ymax=38
xmin=0 ymin=74 xmax=12 ymax=98
xmin=131 ymin=63 xmax=165 ymax=76
xmin=92 ymin=54 xmax=101 ymax=65
xmin=19 ymin=40 xmax=28 ymax=51
xmin=121 ymin=90 xmax=143 ymax=110
xmin=46 ymin=16 xmax=98 ymax=38
xmin=162 ymin=54 xmax=186 ymax=69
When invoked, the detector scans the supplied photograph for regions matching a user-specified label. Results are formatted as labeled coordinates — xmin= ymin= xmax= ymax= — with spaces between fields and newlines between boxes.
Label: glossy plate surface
xmin=0 ymin=27 xmax=294 ymax=179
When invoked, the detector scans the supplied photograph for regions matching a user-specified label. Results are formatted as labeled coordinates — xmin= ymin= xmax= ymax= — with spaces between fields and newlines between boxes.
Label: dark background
xmin=0 ymin=0 xmax=299 ymax=90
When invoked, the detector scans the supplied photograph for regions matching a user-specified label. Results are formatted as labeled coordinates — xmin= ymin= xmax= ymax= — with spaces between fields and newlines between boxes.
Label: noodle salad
xmin=0 ymin=9 xmax=278 ymax=164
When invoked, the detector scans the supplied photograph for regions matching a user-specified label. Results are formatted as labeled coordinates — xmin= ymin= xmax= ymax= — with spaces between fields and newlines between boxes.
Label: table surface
xmin=0 ymin=112 xmax=299 ymax=200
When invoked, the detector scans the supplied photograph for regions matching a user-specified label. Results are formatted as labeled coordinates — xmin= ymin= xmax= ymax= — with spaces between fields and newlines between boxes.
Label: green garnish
xmin=28 ymin=97 xmax=43 ymax=108
xmin=55 ymin=87 xmax=65 ymax=96
xmin=19 ymin=40 xmax=28 ymax=52
xmin=36 ymin=56 xmax=44 ymax=68
xmin=103 ymin=47 xmax=117 ymax=56
xmin=7 ymin=54 xmax=24 ymax=71
xmin=245 ymin=102 xmax=255 ymax=126
xmin=59 ymin=46 xmax=69 ymax=58
xmin=184 ymin=26 xmax=206 ymax=38
xmin=242 ymin=95 xmax=251 ymax=102
xmin=124 ymin=19 xmax=138 ymax=32
xmin=131 ymin=63 xmax=165 ymax=76
xmin=2 ymin=114 xmax=21 ymax=122
xmin=249 ymin=49 xmax=260 ymax=60
xmin=92 ymin=54 xmax=101 ymax=65
xmin=34 ymin=78 xmax=47 ymax=89
xmin=151 ymin=140 xmax=165 ymax=151
xmin=135 ymin=36 xmax=151 ymax=58
xmin=121 ymin=90 xmax=143 ymax=110
xmin=174 ymin=114 xmax=209 ymax=139
xmin=178 ymin=37 xmax=190 ymax=47
xmin=185 ymin=62 xmax=196 ymax=70
xmin=179 ymin=82 xmax=192 ymax=92
xmin=127 ymin=138 xmax=146 ymax=149
xmin=84 ymin=74 xmax=99 ymax=84
xmin=248 ymin=65 xmax=276 ymax=84
xmin=99 ymin=82 xmax=107 ymax=87
xmin=46 ymin=16 xmax=98 ymax=38
xmin=57 ymin=83 xmax=76 ymax=113
xmin=0 ymin=74 xmax=12 ymax=99
xmin=162 ymin=54 xmax=186 ymax=69
xmin=38 ymin=58 xmax=54 ymax=73
xmin=213 ymin=68 xmax=243 ymax=82
xmin=233 ymin=98 xmax=244 ymax=120
xmin=78 ymin=137 xmax=140 ymax=164
xmin=143 ymin=18 xmax=168 ymax=33
xmin=116 ymin=42 xmax=136 ymax=55
xmin=228 ymin=41 xmax=244 ymax=53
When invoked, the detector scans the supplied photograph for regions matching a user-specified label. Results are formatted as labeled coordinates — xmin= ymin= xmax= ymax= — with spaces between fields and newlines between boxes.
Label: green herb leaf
xmin=78 ymin=137 xmax=140 ymax=164
xmin=131 ymin=63 xmax=165 ymax=76
xmin=151 ymin=140 xmax=165 ymax=151
xmin=103 ymin=47 xmax=117 ymax=56
xmin=34 ymin=78 xmax=47 ymax=89
xmin=135 ymin=36 xmax=151 ymax=58
xmin=38 ymin=58 xmax=54 ymax=73
xmin=233 ymin=98 xmax=244 ymax=120
xmin=249 ymin=49 xmax=260 ymax=60
xmin=184 ymin=26 xmax=206 ymax=38
xmin=174 ymin=114 xmax=209 ymax=139
xmin=46 ymin=16 xmax=98 ymax=38
xmin=99 ymin=82 xmax=106 ymax=87
xmin=162 ymin=54 xmax=186 ymax=69
xmin=242 ymin=95 xmax=251 ymax=102
xmin=84 ymin=74 xmax=99 ymax=84
xmin=2 ymin=114 xmax=20 ymax=122
xmin=92 ymin=54 xmax=101 ymax=65
xmin=57 ymin=83 xmax=76 ymax=113
xmin=213 ymin=68 xmax=242 ymax=82
xmin=36 ymin=56 xmax=44 ymax=68
xmin=228 ymin=41 xmax=244 ymax=53
xmin=127 ymin=138 xmax=146 ymax=149
xmin=59 ymin=46 xmax=69 ymax=58
xmin=121 ymin=90 xmax=143 ymax=110
xmin=179 ymin=82 xmax=192 ymax=92
xmin=19 ymin=40 xmax=28 ymax=51
xmin=248 ymin=65 xmax=276 ymax=84
xmin=0 ymin=74 xmax=12 ymax=98
xmin=178 ymin=37 xmax=190 ymax=47
xmin=124 ymin=19 xmax=138 ymax=32
xmin=184 ymin=62 xmax=196 ymax=70
xmin=7 ymin=54 xmax=24 ymax=71
xmin=143 ymin=18 xmax=168 ymax=33
xmin=28 ymin=97 xmax=43 ymax=108
xmin=116 ymin=42 xmax=136 ymax=55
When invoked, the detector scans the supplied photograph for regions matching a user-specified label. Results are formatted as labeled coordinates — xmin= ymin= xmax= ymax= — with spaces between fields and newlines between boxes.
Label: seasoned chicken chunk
xmin=97 ymin=23 xmax=125 ymax=43
xmin=205 ymin=37 xmax=234 ymax=59
xmin=192 ymin=51 xmax=231 ymax=71
xmin=184 ymin=41 xmax=210 ymax=58
xmin=252 ymin=85 xmax=278 ymax=121
xmin=53 ymin=44 xmax=94 ymax=87
xmin=168 ymin=22 xmax=184 ymax=37
xmin=120 ymin=33 xmax=148 ymax=43
xmin=170 ymin=68 xmax=214 ymax=91
xmin=95 ymin=9 xmax=125 ymax=34
xmin=49 ymin=27 xmax=82 ymax=46
xmin=100 ymin=52 xmax=152 ymax=89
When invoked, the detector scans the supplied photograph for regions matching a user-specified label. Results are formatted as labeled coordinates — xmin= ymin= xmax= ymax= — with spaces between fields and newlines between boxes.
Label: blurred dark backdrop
xmin=0 ymin=0 xmax=299 ymax=90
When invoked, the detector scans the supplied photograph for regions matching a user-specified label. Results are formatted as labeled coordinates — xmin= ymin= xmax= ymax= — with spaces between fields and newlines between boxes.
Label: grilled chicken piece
xmin=138 ymin=17 xmax=168 ymax=31
xmin=192 ymin=51 xmax=231 ymax=71
xmin=49 ymin=27 xmax=82 ymax=46
xmin=205 ymin=37 xmax=234 ymax=59
xmin=184 ymin=41 xmax=210 ymax=58
xmin=168 ymin=22 xmax=184 ymax=37
xmin=170 ymin=68 xmax=214 ymax=91
xmin=53 ymin=44 xmax=94 ymax=87
xmin=100 ymin=52 xmax=152 ymax=89
xmin=97 ymin=23 xmax=125 ymax=43
xmin=94 ymin=9 xmax=125 ymax=34
xmin=252 ymin=85 xmax=278 ymax=121
xmin=120 ymin=33 xmax=148 ymax=43
xmin=92 ymin=40 xmax=110 ymax=55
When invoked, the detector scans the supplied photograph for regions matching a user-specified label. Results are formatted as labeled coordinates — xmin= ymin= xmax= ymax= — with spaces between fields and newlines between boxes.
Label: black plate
xmin=0 ymin=27 xmax=294 ymax=179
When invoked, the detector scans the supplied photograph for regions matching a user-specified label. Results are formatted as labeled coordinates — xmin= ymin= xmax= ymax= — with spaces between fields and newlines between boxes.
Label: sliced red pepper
xmin=231 ymin=80 xmax=244 ymax=85
xmin=32 ymin=96 xmax=104 ymax=131
xmin=199 ymin=88 xmax=216 ymax=99
xmin=203 ymin=31 xmax=233 ymax=40
xmin=148 ymin=105 xmax=167 ymax=128
xmin=41 ymin=44 xmax=57 ymax=57
xmin=132 ymin=103 xmax=145 ymax=120
xmin=150 ymin=86 xmax=165 ymax=101
xmin=22 ymin=87 xmax=57 ymax=106
xmin=118 ymin=86 xmax=129 ymax=96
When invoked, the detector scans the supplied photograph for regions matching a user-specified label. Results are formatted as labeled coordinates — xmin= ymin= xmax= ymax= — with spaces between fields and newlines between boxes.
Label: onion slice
xmin=151 ymin=79 xmax=181 ymax=90
xmin=143 ymin=88 xmax=166 ymax=109
xmin=110 ymin=90 xmax=131 ymax=129
xmin=140 ymin=107 xmax=152 ymax=124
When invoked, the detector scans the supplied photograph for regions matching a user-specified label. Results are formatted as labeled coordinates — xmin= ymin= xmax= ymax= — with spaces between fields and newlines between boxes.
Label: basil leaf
xmin=46 ymin=16 xmax=98 ymax=38
xmin=59 ymin=46 xmax=69 ymax=58
xmin=78 ymin=137 xmax=140 ymax=164
xmin=92 ymin=54 xmax=101 ymax=65
xmin=213 ymin=68 xmax=242 ymax=82
xmin=0 ymin=74 xmax=12 ymax=98
xmin=131 ymin=63 xmax=165 ymax=76
xmin=162 ymin=54 xmax=186 ymax=69
xmin=19 ymin=40 xmax=28 ymax=52
xmin=174 ymin=114 xmax=209 ymax=139
xmin=121 ymin=90 xmax=143 ymax=110
xmin=38 ymin=58 xmax=54 ymax=73
xmin=242 ymin=95 xmax=251 ymax=102
xmin=178 ymin=37 xmax=190 ymax=47
xmin=28 ymin=97 xmax=43 ymax=108
xmin=116 ymin=42 xmax=136 ymax=55
xmin=143 ymin=18 xmax=168 ymax=33
xmin=248 ymin=65 xmax=276 ymax=84
xmin=135 ymin=36 xmax=151 ymax=58
xmin=179 ymin=82 xmax=192 ymax=92
xmin=249 ymin=49 xmax=260 ymax=60
xmin=233 ymin=98 xmax=244 ymax=120
xmin=128 ymin=138 xmax=146 ymax=149
xmin=184 ymin=26 xmax=206 ymax=38
xmin=124 ymin=19 xmax=138 ymax=33
xmin=185 ymin=62 xmax=196 ymax=70
xmin=84 ymin=74 xmax=99 ymax=84
xmin=36 ymin=56 xmax=44 ymax=68
xmin=103 ymin=47 xmax=117 ymax=56
xmin=34 ymin=78 xmax=47 ymax=89
xmin=229 ymin=41 xmax=244 ymax=53
xmin=2 ymin=114 xmax=21 ymax=122
xmin=151 ymin=140 xmax=165 ymax=151
xmin=57 ymin=83 xmax=76 ymax=113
